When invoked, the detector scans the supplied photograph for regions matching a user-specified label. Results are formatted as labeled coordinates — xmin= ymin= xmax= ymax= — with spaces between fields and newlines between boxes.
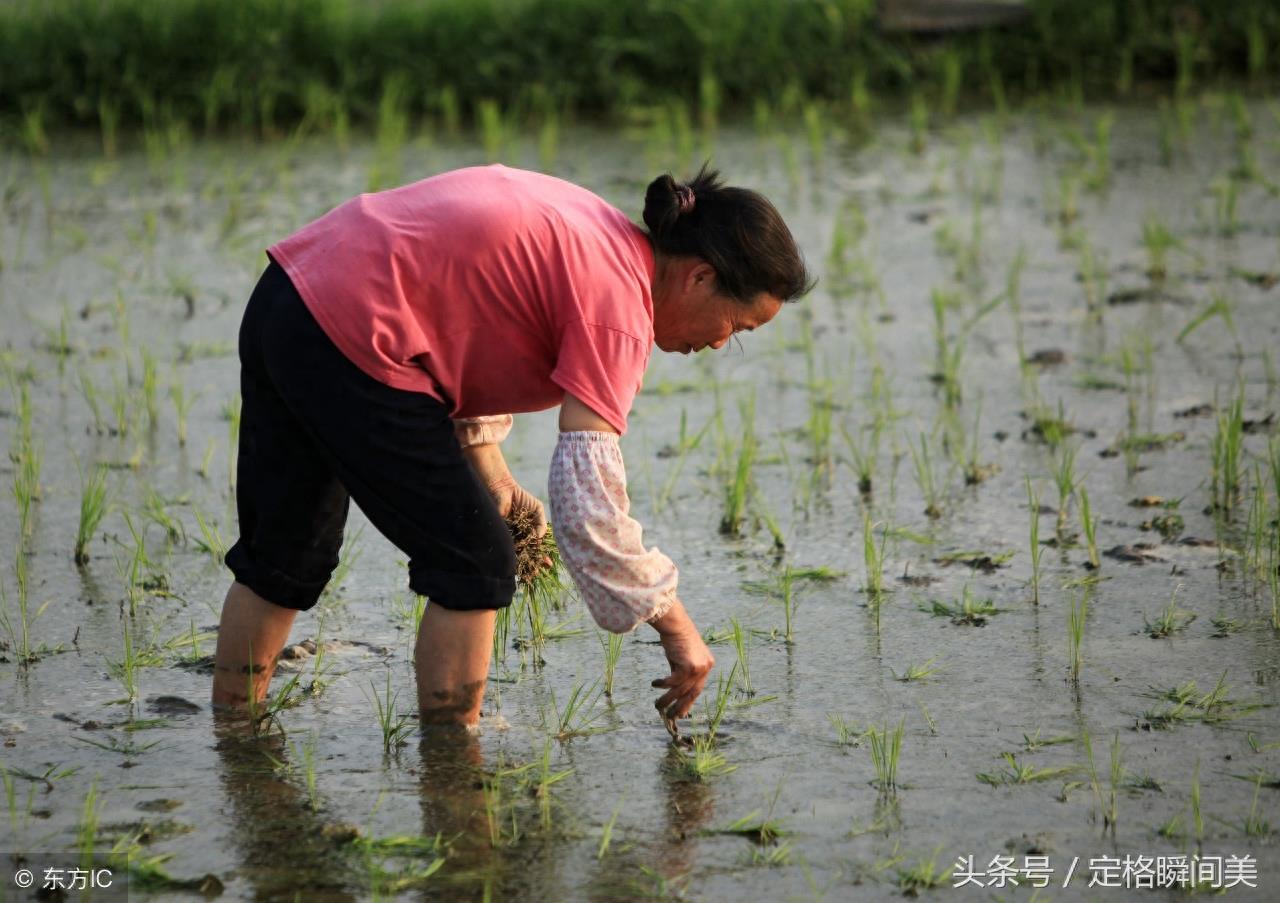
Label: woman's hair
xmin=642 ymin=163 xmax=814 ymax=304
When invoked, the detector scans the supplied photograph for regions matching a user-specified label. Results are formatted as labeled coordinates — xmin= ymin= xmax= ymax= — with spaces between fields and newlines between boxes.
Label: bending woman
xmin=211 ymin=163 xmax=811 ymax=726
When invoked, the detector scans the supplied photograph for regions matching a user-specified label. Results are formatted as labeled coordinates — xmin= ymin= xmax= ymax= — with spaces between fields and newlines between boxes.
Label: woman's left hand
xmin=487 ymin=475 xmax=548 ymax=538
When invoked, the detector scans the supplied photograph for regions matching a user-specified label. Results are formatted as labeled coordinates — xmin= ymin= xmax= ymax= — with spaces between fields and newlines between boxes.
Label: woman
xmin=211 ymin=163 xmax=811 ymax=727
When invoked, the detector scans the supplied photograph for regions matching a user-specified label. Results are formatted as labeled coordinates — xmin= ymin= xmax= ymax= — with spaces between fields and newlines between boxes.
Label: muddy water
xmin=1 ymin=96 xmax=1278 ymax=901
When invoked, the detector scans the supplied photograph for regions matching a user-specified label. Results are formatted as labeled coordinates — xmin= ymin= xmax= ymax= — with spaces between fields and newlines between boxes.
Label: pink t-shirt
xmin=268 ymin=165 xmax=655 ymax=433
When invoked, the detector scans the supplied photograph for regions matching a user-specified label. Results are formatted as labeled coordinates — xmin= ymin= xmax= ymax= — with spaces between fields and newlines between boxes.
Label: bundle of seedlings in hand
xmin=507 ymin=507 xmax=562 ymax=600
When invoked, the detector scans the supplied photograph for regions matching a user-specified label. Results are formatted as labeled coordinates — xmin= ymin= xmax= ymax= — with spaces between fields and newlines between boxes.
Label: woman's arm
xmin=553 ymin=393 xmax=714 ymax=719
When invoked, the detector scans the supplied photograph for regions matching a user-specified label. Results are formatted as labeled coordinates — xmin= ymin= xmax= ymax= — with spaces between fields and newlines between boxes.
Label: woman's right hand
xmin=649 ymin=598 xmax=714 ymax=719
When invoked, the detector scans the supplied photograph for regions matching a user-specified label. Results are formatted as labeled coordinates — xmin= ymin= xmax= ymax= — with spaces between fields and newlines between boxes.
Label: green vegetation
xmin=4 ymin=1 xmax=1276 ymax=146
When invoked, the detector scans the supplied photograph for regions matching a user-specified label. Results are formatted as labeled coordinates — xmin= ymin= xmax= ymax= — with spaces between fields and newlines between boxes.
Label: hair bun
xmin=642 ymin=173 xmax=683 ymax=237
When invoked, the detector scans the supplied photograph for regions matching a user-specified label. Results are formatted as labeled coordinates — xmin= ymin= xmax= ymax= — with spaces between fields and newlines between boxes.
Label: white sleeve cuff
xmin=453 ymin=414 xmax=514 ymax=448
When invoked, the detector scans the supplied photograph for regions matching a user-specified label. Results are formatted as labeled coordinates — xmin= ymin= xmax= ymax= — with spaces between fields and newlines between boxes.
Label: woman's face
xmin=654 ymin=266 xmax=783 ymax=354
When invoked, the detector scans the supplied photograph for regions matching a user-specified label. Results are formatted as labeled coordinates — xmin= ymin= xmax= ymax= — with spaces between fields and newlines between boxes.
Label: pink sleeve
xmin=550 ymin=321 xmax=649 ymax=435
xmin=548 ymin=431 xmax=679 ymax=633
xmin=452 ymin=414 xmax=513 ymax=448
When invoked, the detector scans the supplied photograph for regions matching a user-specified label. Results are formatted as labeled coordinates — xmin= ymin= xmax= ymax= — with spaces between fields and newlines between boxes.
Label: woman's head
xmin=642 ymin=164 xmax=814 ymax=305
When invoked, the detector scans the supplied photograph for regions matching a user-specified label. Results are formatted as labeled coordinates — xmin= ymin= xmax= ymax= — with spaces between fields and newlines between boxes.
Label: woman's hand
xmin=463 ymin=444 xmax=547 ymax=537
xmin=648 ymin=598 xmax=714 ymax=719
xmin=486 ymin=474 xmax=548 ymax=538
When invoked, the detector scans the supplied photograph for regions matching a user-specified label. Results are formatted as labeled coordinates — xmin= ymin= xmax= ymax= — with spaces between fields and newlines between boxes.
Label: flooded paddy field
xmin=1 ymin=93 xmax=1279 ymax=900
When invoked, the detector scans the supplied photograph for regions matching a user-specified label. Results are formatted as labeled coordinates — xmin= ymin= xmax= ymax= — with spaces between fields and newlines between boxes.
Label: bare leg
xmin=212 ymin=582 xmax=298 ymax=708
xmin=415 ymin=603 xmax=496 ymax=727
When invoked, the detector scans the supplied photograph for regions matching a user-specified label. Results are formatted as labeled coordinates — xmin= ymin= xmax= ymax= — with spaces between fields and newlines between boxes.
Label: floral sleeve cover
xmin=548 ymin=431 xmax=679 ymax=633
xmin=452 ymin=414 xmax=513 ymax=448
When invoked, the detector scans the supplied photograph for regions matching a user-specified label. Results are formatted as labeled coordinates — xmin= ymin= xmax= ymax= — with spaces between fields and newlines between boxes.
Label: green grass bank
xmin=3 ymin=0 xmax=1278 ymax=147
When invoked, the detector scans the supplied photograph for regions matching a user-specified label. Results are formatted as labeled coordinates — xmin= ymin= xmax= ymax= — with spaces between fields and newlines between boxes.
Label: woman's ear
xmin=687 ymin=261 xmax=717 ymax=292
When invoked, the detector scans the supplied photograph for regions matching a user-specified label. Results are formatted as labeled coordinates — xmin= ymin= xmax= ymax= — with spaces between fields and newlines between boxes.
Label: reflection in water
xmin=212 ymin=715 xmax=357 ymax=901
xmin=586 ymin=745 xmax=716 ymax=901
xmin=414 ymin=727 xmax=575 ymax=901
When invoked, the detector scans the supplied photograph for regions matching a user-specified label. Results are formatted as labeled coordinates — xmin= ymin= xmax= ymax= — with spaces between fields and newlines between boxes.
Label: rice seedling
xmin=1209 ymin=387 xmax=1245 ymax=511
xmin=1067 ymin=591 xmax=1087 ymax=683
xmin=976 ymin=752 xmax=1077 ymax=786
xmin=908 ymin=430 xmax=945 ymax=519
xmin=719 ymin=398 xmax=756 ymax=536
xmin=929 ymin=288 xmax=964 ymax=409
xmin=923 ymin=585 xmax=1001 ymax=626
xmin=1177 ymin=294 xmax=1239 ymax=352
xmin=192 ymin=506 xmax=227 ymax=565
xmin=1239 ymin=774 xmax=1271 ymax=837
xmin=908 ymin=91 xmax=929 ymax=155
xmin=895 ymin=848 xmax=952 ymax=895
xmin=1086 ymin=112 xmax=1114 ymax=191
xmin=1021 ymin=728 xmax=1075 ymax=753
xmin=1105 ymin=731 xmax=1122 ymax=830
xmin=867 ymin=717 xmax=904 ymax=792
xmin=840 ymin=420 xmax=880 ymax=495
xmin=705 ymin=807 xmax=789 ymax=845
xmin=0 ymin=569 xmax=43 ymax=668
xmin=668 ymin=734 xmax=737 ymax=783
xmin=197 ymin=437 xmax=216 ymax=479
xmin=1144 ymin=585 xmax=1196 ymax=638
xmin=730 ymin=616 xmax=753 ymax=696
xmin=1211 ymin=176 xmax=1240 ymax=237
xmin=475 ymin=98 xmax=508 ymax=163
xmin=599 ymin=629 xmax=623 ymax=697
xmin=597 ymin=793 xmax=625 ymax=859
xmin=829 ymin=714 xmax=865 ymax=749
xmin=1078 ymin=241 xmax=1108 ymax=317
xmin=74 ymin=460 xmax=110 ymax=565
xmin=1078 ymin=487 xmax=1099 ymax=569
xmin=1141 ymin=215 xmax=1191 ymax=281
xmin=1026 ymin=479 xmax=1044 ymax=603
xmin=77 ymin=366 xmax=106 ymax=435
xmin=892 ymin=658 xmax=941 ymax=683
xmin=862 ymin=511 xmax=888 ymax=606
xmin=108 ymin=614 xmax=140 ymax=705
xmin=1052 ymin=443 xmax=1079 ymax=534
xmin=534 ymin=739 xmax=574 ymax=830
xmin=365 ymin=669 xmax=414 ymax=755
xmin=168 ymin=377 xmax=195 ymax=447
xmin=1190 ymin=758 xmax=1204 ymax=841
xmin=245 ymin=659 xmax=304 ymax=738
xmin=544 ymin=680 xmax=612 ymax=741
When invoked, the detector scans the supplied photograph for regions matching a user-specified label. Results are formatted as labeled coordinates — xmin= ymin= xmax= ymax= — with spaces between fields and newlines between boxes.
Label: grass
xmin=868 ymin=718 xmax=904 ymax=792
